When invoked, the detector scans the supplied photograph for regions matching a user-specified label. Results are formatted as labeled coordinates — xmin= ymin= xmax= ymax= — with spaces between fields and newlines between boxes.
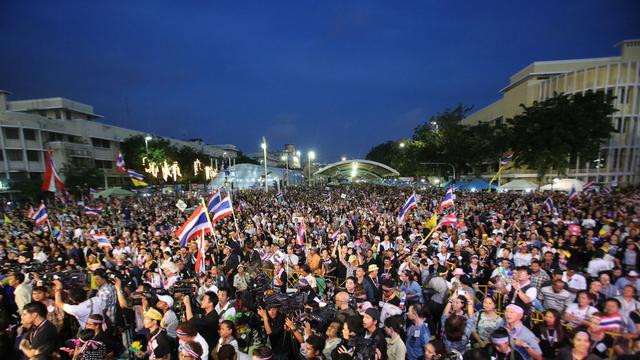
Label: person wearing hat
xmin=363 ymin=264 xmax=381 ymax=304
xmin=362 ymin=307 xmax=387 ymax=360
xmin=161 ymin=261 xmax=181 ymax=289
xmin=614 ymin=270 xmax=640 ymax=294
xmin=504 ymin=304 xmax=542 ymax=360
xmin=151 ymin=294 xmax=178 ymax=340
xmin=141 ymin=307 xmax=172 ymax=360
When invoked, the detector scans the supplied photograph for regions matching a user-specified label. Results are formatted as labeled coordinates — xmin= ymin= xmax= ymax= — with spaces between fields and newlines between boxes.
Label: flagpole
xmin=228 ymin=197 xmax=241 ymax=235
xmin=46 ymin=218 xmax=56 ymax=243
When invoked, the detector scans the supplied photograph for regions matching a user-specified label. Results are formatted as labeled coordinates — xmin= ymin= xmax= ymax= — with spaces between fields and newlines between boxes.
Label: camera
xmin=169 ymin=280 xmax=198 ymax=295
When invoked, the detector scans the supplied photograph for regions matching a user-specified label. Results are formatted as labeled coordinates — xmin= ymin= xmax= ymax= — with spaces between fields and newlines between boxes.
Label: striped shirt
xmin=539 ymin=286 xmax=573 ymax=312
xmin=599 ymin=313 xmax=624 ymax=333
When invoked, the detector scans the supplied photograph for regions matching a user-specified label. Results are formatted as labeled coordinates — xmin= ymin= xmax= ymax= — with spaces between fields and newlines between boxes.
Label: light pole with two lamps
xmin=307 ymin=151 xmax=315 ymax=186
xmin=261 ymin=137 xmax=268 ymax=192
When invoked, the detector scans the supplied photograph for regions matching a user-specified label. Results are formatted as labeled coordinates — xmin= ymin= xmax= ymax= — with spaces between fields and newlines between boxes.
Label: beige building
xmin=0 ymin=90 xmax=238 ymax=192
xmin=463 ymin=39 xmax=640 ymax=185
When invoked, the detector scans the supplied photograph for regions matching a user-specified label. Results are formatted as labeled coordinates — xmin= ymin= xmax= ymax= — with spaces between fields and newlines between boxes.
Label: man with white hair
xmin=505 ymin=304 xmax=543 ymax=360
xmin=161 ymin=261 xmax=181 ymax=289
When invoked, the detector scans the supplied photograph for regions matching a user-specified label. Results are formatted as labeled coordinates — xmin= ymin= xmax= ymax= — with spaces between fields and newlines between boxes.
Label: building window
xmin=613 ymin=118 xmax=622 ymax=133
xmin=66 ymin=110 xmax=72 ymax=120
xmin=6 ymin=150 xmax=23 ymax=161
xmin=0 ymin=151 xmax=3 ymax=161
xmin=95 ymin=160 xmax=113 ymax=169
xmin=4 ymin=127 xmax=20 ymax=139
xmin=23 ymin=128 xmax=36 ymax=140
xmin=46 ymin=132 xmax=64 ymax=142
xmin=26 ymin=150 xmax=39 ymax=162
xmin=91 ymin=138 xmax=110 ymax=148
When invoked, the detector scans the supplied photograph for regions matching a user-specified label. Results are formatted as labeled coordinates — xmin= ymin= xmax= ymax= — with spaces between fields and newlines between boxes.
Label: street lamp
xmin=399 ymin=142 xmax=405 ymax=148
xmin=144 ymin=135 xmax=152 ymax=151
xmin=308 ymin=151 xmax=315 ymax=186
xmin=341 ymin=156 xmax=347 ymax=161
xmin=281 ymin=154 xmax=289 ymax=188
xmin=261 ymin=138 xmax=268 ymax=192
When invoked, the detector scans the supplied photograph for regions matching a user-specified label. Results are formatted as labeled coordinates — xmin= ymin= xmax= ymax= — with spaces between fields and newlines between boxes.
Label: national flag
xmin=296 ymin=218 xmax=306 ymax=246
xmin=424 ymin=214 xmax=438 ymax=229
xmin=324 ymin=194 xmax=331 ymax=201
xmin=276 ymin=191 xmax=284 ymax=202
xmin=52 ymin=225 xmax=62 ymax=239
xmin=398 ymin=192 xmax=418 ymax=223
xmin=27 ymin=206 xmax=36 ymax=219
xmin=543 ymin=197 xmax=554 ymax=212
xmin=84 ymin=205 xmax=104 ymax=216
xmin=175 ymin=203 xmax=214 ymax=247
xmin=116 ymin=152 xmax=126 ymax=172
xmin=328 ymin=228 xmax=340 ymax=241
xmin=437 ymin=213 xmax=459 ymax=228
xmin=3 ymin=214 xmax=11 ymax=224
xmin=127 ymin=169 xmax=148 ymax=186
xmin=582 ymin=182 xmax=594 ymax=192
xmin=42 ymin=149 xmax=65 ymax=193
xmin=567 ymin=185 xmax=579 ymax=204
xmin=211 ymin=196 xmax=233 ymax=223
xmin=439 ymin=188 xmax=455 ymax=210
xmin=601 ymin=186 xmax=612 ymax=194
xmin=206 ymin=191 xmax=222 ymax=213
xmin=87 ymin=234 xmax=112 ymax=249
xmin=89 ymin=188 xmax=97 ymax=196
xmin=33 ymin=204 xmax=48 ymax=225
xmin=500 ymin=153 xmax=513 ymax=166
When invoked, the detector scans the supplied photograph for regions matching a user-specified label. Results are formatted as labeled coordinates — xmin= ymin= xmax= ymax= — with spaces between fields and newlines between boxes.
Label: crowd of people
xmin=1 ymin=183 xmax=639 ymax=360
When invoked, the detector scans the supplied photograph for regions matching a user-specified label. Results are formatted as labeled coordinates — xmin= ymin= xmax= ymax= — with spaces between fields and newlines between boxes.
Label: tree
xmin=508 ymin=90 xmax=616 ymax=179
xmin=61 ymin=160 xmax=105 ymax=195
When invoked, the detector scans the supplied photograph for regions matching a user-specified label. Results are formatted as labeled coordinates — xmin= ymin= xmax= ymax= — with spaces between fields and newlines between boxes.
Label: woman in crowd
xmin=471 ymin=296 xmax=504 ymax=350
xmin=557 ymin=328 xmax=602 ymax=360
xmin=533 ymin=309 xmax=567 ymax=359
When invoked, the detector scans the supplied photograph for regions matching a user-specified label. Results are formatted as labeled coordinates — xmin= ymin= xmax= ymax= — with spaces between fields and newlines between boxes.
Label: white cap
xmin=156 ymin=294 xmax=174 ymax=308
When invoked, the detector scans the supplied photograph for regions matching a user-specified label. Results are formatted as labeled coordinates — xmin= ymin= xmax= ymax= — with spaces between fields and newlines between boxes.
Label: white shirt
xmin=62 ymin=296 xmax=106 ymax=328
xmin=194 ymin=333 xmax=210 ymax=360
xmin=215 ymin=302 xmax=236 ymax=322
xmin=562 ymin=272 xmax=587 ymax=291
xmin=587 ymin=258 xmax=613 ymax=278
xmin=33 ymin=251 xmax=48 ymax=263
xmin=564 ymin=303 xmax=598 ymax=326
xmin=513 ymin=253 xmax=532 ymax=267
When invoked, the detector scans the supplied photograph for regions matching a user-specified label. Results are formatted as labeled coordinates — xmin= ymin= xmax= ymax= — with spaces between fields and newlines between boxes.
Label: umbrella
xmin=93 ymin=187 xmax=134 ymax=198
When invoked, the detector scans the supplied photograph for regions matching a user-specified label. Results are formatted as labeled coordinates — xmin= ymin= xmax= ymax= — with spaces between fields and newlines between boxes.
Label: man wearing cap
xmin=614 ymin=270 xmax=640 ymax=294
xmin=140 ymin=307 xmax=172 ymax=360
xmin=362 ymin=307 xmax=387 ymax=360
xmin=504 ymin=304 xmax=542 ymax=360
xmin=153 ymin=294 xmax=178 ymax=339
xmin=363 ymin=264 xmax=381 ymax=303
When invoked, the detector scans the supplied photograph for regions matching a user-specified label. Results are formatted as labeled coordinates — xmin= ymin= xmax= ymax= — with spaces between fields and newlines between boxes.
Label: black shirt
xmin=190 ymin=310 xmax=220 ymax=349
xmin=590 ymin=333 xmax=613 ymax=359
xmin=28 ymin=319 xmax=58 ymax=360
xmin=146 ymin=328 xmax=171 ymax=359
xmin=268 ymin=312 xmax=290 ymax=355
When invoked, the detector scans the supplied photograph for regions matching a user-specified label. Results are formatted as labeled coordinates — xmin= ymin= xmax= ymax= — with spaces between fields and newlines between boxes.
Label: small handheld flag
xmin=87 ymin=234 xmax=112 ymax=249
xmin=543 ymin=197 xmax=554 ymax=212
xmin=33 ymin=204 xmax=48 ymax=226
xmin=84 ymin=205 xmax=104 ymax=216
xmin=567 ymin=185 xmax=579 ymax=205
xmin=116 ymin=152 xmax=126 ymax=172
xmin=296 ymin=218 xmax=306 ymax=246
xmin=437 ymin=213 xmax=459 ymax=228
xmin=439 ymin=188 xmax=455 ymax=210
xmin=398 ymin=192 xmax=418 ymax=223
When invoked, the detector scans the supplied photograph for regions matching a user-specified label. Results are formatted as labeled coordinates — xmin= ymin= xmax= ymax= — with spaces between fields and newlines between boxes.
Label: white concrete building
xmin=0 ymin=90 xmax=238 ymax=192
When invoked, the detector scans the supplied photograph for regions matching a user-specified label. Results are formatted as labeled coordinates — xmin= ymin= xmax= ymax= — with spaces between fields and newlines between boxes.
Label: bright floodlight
xmin=341 ymin=156 xmax=347 ymax=161
xmin=261 ymin=142 xmax=267 ymax=150
xmin=281 ymin=155 xmax=287 ymax=161
xmin=145 ymin=136 xmax=152 ymax=141
xmin=399 ymin=142 xmax=405 ymax=148
xmin=308 ymin=151 xmax=315 ymax=160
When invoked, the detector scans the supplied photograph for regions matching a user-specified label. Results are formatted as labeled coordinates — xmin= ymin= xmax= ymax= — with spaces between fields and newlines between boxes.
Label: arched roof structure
xmin=313 ymin=159 xmax=399 ymax=180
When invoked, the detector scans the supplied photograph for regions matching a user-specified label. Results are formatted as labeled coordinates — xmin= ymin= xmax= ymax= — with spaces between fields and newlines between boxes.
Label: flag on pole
xmin=424 ymin=213 xmax=438 ymax=229
xmin=487 ymin=153 xmax=514 ymax=192
xmin=87 ymin=234 xmax=112 ymax=249
xmin=33 ymin=204 xmax=48 ymax=225
xmin=211 ymin=196 xmax=233 ymax=223
xmin=116 ymin=152 xmax=126 ymax=172
xmin=206 ymin=191 xmax=222 ymax=213
xmin=398 ymin=192 xmax=418 ymax=223
xmin=296 ymin=218 xmax=306 ymax=246
xmin=27 ymin=206 xmax=36 ymax=219
xmin=89 ymin=188 xmax=97 ymax=197
xmin=439 ymin=188 xmax=455 ymax=210
xmin=84 ymin=205 xmax=104 ymax=216
xmin=275 ymin=191 xmax=284 ymax=203
xmin=328 ymin=228 xmax=340 ymax=241
xmin=195 ymin=230 xmax=206 ymax=274
xmin=175 ymin=203 xmax=214 ymax=247
xmin=582 ymin=182 xmax=594 ymax=192
xmin=567 ymin=185 xmax=579 ymax=204
xmin=500 ymin=153 xmax=513 ymax=166
xmin=42 ymin=150 xmax=65 ymax=192
xmin=127 ymin=169 xmax=148 ymax=187
xmin=437 ymin=213 xmax=459 ymax=228
xmin=543 ymin=197 xmax=554 ymax=212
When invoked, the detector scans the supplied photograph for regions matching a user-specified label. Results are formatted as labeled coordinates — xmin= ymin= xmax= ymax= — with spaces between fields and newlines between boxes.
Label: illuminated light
xmin=204 ymin=166 xmax=217 ymax=180
xmin=193 ymin=159 xmax=202 ymax=176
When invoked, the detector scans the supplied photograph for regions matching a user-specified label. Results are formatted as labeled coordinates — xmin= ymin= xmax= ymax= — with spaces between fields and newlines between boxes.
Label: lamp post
xmin=144 ymin=135 xmax=152 ymax=152
xmin=261 ymin=138 xmax=268 ymax=192
xmin=308 ymin=151 xmax=315 ymax=186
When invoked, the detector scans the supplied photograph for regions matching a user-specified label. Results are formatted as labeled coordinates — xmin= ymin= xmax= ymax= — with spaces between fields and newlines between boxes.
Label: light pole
xmin=261 ymin=137 xmax=268 ymax=192
xmin=281 ymin=154 xmax=289 ymax=188
xmin=144 ymin=135 xmax=152 ymax=152
xmin=308 ymin=151 xmax=315 ymax=186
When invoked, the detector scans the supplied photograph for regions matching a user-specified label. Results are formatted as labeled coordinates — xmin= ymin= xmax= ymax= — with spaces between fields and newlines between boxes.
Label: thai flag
xmin=601 ymin=186 xmax=612 ymax=194
xmin=324 ymin=194 xmax=331 ymax=201
xmin=582 ymin=182 xmax=594 ymax=192
xmin=84 ymin=205 xmax=104 ymax=216
xmin=276 ymin=191 xmax=284 ymax=202
xmin=211 ymin=196 xmax=233 ymax=223
xmin=195 ymin=230 xmax=206 ymax=274
xmin=33 ymin=204 xmax=48 ymax=225
xmin=398 ymin=192 xmax=418 ymax=222
xmin=88 ymin=234 xmax=112 ymax=249
xmin=329 ymin=229 xmax=340 ymax=241
xmin=116 ymin=152 xmax=126 ymax=172
xmin=439 ymin=188 xmax=455 ymax=210
xmin=567 ymin=185 xmax=579 ymax=204
xmin=27 ymin=206 xmax=36 ymax=219
xmin=175 ymin=203 xmax=214 ymax=247
xmin=438 ymin=213 xmax=459 ymax=228
xmin=42 ymin=150 xmax=65 ymax=193
xmin=543 ymin=197 xmax=554 ymax=212
xmin=127 ymin=169 xmax=144 ymax=181
xmin=500 ymin=153 xmax=513 ymax=166
xmin=89 ymin=188 xmax=97 ymax=196
xmin=296 ymin=218 xmax=306 ymax=246
xmin=206 ymin=191 xmax=222 ymax=213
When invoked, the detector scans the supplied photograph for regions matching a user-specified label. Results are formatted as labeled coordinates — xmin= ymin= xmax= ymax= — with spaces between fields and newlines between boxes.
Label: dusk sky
xmin=1 ymin=1 xmax=638 ymax=162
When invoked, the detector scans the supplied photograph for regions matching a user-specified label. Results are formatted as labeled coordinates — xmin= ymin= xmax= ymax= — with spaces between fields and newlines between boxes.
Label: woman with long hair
xmin=557 ymin=327 xmax=601 ymax=360
xmin=533 ymin=309 xmax=567 ymax=359
xmin=471 ymin=296 xmax=505 ymax=350
xmin=215 ymin=320 xmax=239 ymax=354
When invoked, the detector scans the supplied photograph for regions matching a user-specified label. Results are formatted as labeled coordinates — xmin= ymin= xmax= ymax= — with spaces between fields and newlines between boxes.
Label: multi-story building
xmin=248 ymin=143 xmax=302 ymax=169
xmin=463 ymin=39 xmax=640 ymax=185
xmin=0 ymin=90 xmax=238 ymax=192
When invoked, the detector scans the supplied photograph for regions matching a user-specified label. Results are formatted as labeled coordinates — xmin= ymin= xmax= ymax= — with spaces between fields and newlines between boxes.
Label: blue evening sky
xmin=1 ymin=1 xmax=638 ymax=162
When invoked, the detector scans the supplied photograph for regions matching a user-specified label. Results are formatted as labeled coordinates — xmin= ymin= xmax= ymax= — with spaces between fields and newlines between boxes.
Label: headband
xmin=144 ymin=308 xmax=163 ymax=321
xmin=575 ymin=331 xmax=589 ymax=338
xmin=179 ymin=344 xmax=201 ymax=359
xmin=176 ymin=329 xmax=189 ymax=337
xmin=87 ymin=317 xmax=107 ymax=331
xmin=506 ymin=304 xmax=524 ymax=315
xmin=491 ymin=336 xmax=509 ymax=345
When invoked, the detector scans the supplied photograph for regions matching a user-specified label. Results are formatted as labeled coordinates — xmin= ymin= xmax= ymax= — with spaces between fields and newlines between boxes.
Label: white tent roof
xmin=497 ymin=179 xmax=538 ymax=192
xmin=540 ymin=178 xmax=584 ymax=192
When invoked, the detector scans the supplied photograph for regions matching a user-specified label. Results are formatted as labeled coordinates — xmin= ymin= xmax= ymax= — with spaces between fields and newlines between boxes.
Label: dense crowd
xmin=1 ymin=183 xmax=639 ymax=360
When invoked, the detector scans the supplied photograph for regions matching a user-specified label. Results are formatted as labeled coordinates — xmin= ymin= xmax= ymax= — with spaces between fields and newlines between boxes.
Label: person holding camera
xmin=257 ymin=304 xmax=290 ymax=360
xmin=53 ymin=279 xmax=106 ymax=329
xmin=184 ymin=291 xmax=220 ymax=350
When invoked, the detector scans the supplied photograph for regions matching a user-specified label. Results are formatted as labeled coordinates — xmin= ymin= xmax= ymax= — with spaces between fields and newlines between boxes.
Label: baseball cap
xmin=156 ymin=295 xmax=174 ymax=308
